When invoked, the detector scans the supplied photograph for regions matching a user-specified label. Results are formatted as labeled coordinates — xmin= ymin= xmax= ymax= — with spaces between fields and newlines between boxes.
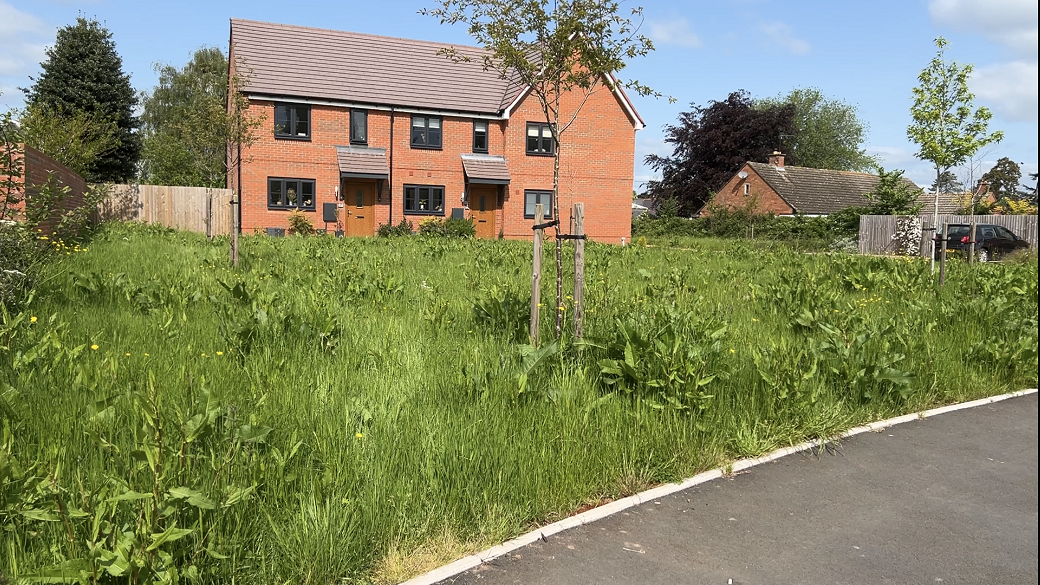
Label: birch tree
xmin=907 ymin=37 xmax=1002 ymax=268
xmin=423 ymin=0 xmax=661 ymax=338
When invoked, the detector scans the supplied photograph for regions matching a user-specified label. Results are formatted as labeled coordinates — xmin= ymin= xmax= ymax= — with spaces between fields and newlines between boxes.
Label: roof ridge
xmin=748 ymin=161 xmax=879 ymax=178
xmin=230 ymin=18 xmax=490 ymax=54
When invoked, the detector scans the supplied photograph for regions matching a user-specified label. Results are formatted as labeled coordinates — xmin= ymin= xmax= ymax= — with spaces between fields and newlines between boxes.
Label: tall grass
xmin=1 ymin=223 xmax=1036 ymax=583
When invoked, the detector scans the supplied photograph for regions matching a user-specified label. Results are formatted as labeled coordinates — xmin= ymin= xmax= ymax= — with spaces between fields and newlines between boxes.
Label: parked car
xmin=935 ymin=223 xmax=1030 ymax=262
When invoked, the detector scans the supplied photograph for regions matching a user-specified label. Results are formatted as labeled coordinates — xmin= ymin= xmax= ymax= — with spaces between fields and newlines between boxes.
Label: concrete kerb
xmin=399 ymin=388 xmax=1038 ymax=585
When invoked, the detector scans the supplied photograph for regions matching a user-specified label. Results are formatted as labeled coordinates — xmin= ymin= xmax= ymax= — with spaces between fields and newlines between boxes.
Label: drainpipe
xmin=389 ymin=107 xmax=395 ymax=225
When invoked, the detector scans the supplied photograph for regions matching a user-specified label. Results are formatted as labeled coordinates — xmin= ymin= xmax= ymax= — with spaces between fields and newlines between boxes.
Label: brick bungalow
xmin=706 ymin=152 xmax=920 ymax=216
xmin=228 ymin=19 xmax=644 ymax=241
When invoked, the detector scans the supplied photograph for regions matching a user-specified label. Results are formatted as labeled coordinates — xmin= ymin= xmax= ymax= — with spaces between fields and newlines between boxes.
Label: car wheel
xmin=977 ymin=248 xmax=990 ymax=262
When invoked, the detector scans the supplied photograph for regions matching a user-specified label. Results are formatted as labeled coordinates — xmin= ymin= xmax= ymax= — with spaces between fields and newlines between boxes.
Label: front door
xmin=343 ymin=180 xmax=376 ymax=237
xmin=470 ymin=185 xmax=498 ymax=239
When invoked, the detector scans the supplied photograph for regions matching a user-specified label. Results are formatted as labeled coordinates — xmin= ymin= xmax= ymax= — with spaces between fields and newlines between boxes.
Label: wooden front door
xmin=343 ymin=180 xmax=376 ymax=237
xmin=470 ymin=186 xmax=498 ymax=239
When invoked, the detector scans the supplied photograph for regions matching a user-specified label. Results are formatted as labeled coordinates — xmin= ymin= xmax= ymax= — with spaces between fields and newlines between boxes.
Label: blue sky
xmin=2 ymin=0 xmax=1037 ymax=191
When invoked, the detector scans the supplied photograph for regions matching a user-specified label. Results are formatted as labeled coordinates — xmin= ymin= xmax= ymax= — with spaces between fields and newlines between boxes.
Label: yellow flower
xmin=751 ymin=318 xmax=758 ymax=322
xmin=355 ymin=432 xmax=363 ymax=439
xmin=145 ymin=353 xmax=150 ymax=357
xmin=91 ymin=344 xmax=99 ymax=351
xmin=729 ymin=348 xmax=735 ymax=354
xmin=125 ymin=353 xmax=131 ymax=357
xmin=216 ymin=351 xmax=224 ymax=356
xmin=30 ymin=316 xmax=37 ymax=323
xmin=201 ymin=353 xmax=207 ymax=357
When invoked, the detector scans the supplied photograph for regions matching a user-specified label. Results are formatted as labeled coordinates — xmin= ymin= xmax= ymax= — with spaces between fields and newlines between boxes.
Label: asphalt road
xmin=439 ymin=393 xmax=1039 ymax=585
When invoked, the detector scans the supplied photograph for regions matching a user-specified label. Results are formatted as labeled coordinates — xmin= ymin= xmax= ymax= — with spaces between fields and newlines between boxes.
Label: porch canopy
xmin=461 ymin=154 xmax=511 ymax=185
xmin=336 ymin=145 xmax=389 ymax=179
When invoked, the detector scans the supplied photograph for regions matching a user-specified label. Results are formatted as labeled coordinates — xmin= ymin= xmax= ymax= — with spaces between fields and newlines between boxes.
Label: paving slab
xmin=438 ymin=393 xmax=1038 ymax=585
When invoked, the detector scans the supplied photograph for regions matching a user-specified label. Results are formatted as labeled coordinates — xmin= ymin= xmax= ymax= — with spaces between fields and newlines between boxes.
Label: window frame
xmin=273 ymin=103 xmax=311 ymax=140
xmin=350 ymin=109 xmax=368 ymax=145
xmin=523 ymin=189 xmax=554 ymax=219
xmin=525 ymin=122 xmax=554 ymax=156
xmin=267 ymin=177 xmax=317 ymax=211
xmin=410 ymin=115 xmax=443 ymax=150
xmin=403 ymin=183 xmax=447 ymax=216
xmin=743 ymin=183 xmax=751 ymax=195
xmin=472 ymin=119 xmax=489 ymax=153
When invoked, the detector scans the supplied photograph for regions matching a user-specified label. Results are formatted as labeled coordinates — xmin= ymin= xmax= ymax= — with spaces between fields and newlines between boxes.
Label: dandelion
xmin=202 ymin=353 xmax=207 ymax=357
xmin=356 ymin=432 xmax=363 ymax=439
xmin=729 ymin=348 xmax=735 ymax=354
xmin=751 ymin=318 xmax=758 ymax=322
xmin=91 ymin=344 xmax=99 ymax=351
xmin=30 ymin=316 xmax=37 ymax=323
xmin=216 ymin=351 xmax=224 ymax=356
xmin=145 ymin=353 xmax=150 ymax=357
xmin=125 ymin=353 xmax=131 ymax=357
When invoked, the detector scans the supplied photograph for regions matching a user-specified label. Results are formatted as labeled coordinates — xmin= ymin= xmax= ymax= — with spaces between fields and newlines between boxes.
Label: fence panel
xmin=859 ymin=214 xmax=1038 ymax=256
xmin=97 ymin=184 xmax=233 ymax=236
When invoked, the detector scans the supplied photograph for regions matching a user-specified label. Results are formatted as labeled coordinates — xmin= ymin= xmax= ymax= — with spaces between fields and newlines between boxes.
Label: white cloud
xmin=758 ymin=21 xmax=810 ymax=55
xmin=0 ymin=2 xmax=52 ymax=104
xmin=929 ymin=0 xmax=1038 ymax=57
xmin=649 ymin=18 xmax=702 ymax=49
xmin=970 ymin=60 xmax=1038 ymax=121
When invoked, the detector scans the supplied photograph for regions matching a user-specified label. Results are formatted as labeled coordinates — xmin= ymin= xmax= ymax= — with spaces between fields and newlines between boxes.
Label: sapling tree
xmin=907 ymin=37 xmax=1002 ymax=268
xmin=221 ymin=68 xmax=266 ymax=265
xmin=423 ymin=0 xmax=662 ymax=338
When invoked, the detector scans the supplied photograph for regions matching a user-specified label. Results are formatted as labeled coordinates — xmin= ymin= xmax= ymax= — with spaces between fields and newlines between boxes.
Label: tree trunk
xmin=530 ymin=204 xmax=544 ymax=347
xmin=930 ymin=168 xmax=939 ymax=274
xmin=573 ymin=203 xmax=585 ymax=338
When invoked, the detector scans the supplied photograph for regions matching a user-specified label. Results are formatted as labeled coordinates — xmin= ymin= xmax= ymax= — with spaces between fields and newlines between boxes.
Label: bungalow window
xmin=350 ymin=109 xmax=368 ymax=145
xmin=473 ymin=120 xmax=488 ymax=153
xmin=268 ymin=178 xmax=316 ymax=210
xmin=274 ymin=104 xmax=310 ymax=139
xmin=403 ymin=184 xmax=445 ymax=215
xmin=411 ymin=116 xmax=442 ymax=149
xmin=744 ymin=183 xmax=751 ymax=195
xmin=526 ymin=123 xmax=554 ymax=155
xmin=524 ymin=190 xmax=553 ymax=218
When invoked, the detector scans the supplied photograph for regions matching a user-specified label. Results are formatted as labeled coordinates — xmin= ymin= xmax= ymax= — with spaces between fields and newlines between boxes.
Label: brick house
xmin=228 ymin=19 xmax=644 ymax=241
xmin=706 ymin=152 xmax=920 ymax=216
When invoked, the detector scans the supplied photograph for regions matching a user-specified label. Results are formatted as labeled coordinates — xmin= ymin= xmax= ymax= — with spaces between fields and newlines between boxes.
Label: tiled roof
xmin=917 ymin=192 xmax=968 ymax=215
xmin=231 ymin=19 xmax=526 ymax=115
xmin=461 ymin=154 xmax=511 ymax=184
xmin=336 ymin=146 xmax=388 ymax=178
xmin=747 ymin=162 xmax=921 ymax=215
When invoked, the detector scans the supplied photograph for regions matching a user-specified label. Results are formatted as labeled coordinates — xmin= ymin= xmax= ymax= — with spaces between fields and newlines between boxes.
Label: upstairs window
xmin=526 ymin=122 xmax=553 ymax=155
xmin=274 ymin=104 xmax=310 ymax=139
xmin=411 ymin=116 xmax=442 ymax=149
xmin=350 ymin=109 xmax=368 ymax=145
xmin=473 ymin=120 xmax=489 ymax=153
xmin=268 ymin=178 xmax=316 ymax=210
xmin=403 ymin=184 xmax=445 ymax=215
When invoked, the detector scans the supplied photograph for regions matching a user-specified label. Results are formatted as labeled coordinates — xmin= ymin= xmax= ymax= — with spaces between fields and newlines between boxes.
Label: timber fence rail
xmin=97 ymin=184 xmax=234 ymax=236
xmin=859 ymin=214 xmax=1038 ymax=256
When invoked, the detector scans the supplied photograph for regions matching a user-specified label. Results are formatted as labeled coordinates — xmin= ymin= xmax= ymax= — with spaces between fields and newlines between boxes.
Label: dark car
xmin=936 ymin=223 xmax=1030 ymax=262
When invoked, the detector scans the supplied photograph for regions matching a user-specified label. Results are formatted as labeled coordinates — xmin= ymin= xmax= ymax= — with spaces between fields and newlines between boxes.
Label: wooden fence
xmin=97 ymin=184 xmax=233 ymax=236
xmin=859 ymin=214 xmax=1038 ymax=256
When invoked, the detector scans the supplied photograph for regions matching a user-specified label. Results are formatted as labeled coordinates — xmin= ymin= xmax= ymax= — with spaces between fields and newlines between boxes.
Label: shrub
xmin=0 ymin=223 xmax=48 ymax=308
xmin=377 ymin=218 xmax=414 ymax=237
xmin=287 ymin=210 xmax=314 ymax=235
xmin=417 ymin=216 xmax=475 ymax=238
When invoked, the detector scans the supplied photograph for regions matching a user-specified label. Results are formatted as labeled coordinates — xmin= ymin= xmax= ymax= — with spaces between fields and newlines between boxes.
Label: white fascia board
xmin=246 ymin=94 xmax=505 ymax=120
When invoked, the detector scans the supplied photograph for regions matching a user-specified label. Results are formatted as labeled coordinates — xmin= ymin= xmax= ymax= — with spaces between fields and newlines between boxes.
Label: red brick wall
xmin=1 ymin=144 xmax=88 ymax=233
xmin=235 ymin=82 xmax=637 ymax=241
xmin=705 ymin=164 xmax=793 ymax=216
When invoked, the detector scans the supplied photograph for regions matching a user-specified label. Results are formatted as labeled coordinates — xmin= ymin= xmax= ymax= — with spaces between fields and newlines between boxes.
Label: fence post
xmin=573 ymin=203 xmax=585 ymax=339
xmin=229 ymin=196 xmax=239 ymax=267
xmin=530 ymin=204 xmax=544 ymax=347
xmin=939 ymin=223 xmax=948 ymax=286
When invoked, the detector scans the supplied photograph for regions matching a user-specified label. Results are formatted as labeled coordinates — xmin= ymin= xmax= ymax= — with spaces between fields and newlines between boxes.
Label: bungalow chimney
xmin=768 ymin=151 xmax=785 ymax=168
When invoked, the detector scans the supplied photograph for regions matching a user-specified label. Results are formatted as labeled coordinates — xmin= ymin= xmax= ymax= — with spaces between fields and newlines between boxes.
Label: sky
xmin=2 ymin=0 xmax=1037 ymax=192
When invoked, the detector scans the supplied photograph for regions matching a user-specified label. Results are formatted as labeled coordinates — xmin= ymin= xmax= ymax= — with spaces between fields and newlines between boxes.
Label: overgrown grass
xmin=1 ymin=222 xmax=1036 ymax=583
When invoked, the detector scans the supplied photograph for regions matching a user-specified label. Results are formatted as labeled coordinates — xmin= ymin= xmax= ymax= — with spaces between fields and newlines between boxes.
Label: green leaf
xmin=167 ymin=486 xmax=216 ymax=509
xmin=21 ymin=508 xmax=60 ymax=522
xmin=147 ymin=523 xmax=194 ymax=551
xmin=222 ymin=484 xmax=257 ymax=508
xmin=20 ymin=558 xmax=91 ymax=583
xmin=107 ymin=490 xmax=153 ymax=503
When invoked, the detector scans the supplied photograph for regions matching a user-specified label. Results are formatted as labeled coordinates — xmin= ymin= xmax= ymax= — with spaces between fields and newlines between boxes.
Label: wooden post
xmin=208 ymin=190 xmax=216 ymax=238
xmin=530 ymin=204 xmax=544 ymax=346
xmin=573 ymin=203 xmax=585 ymax=339
xmin=229 ymin=195 xmax=239 ymax=266
xmin=939 ymin=222 xmax=948 ymax=286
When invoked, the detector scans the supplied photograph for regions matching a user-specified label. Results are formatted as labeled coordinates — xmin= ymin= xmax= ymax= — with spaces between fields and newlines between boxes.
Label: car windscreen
xmin=946 ymin=226 xmax=970 ymax=238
